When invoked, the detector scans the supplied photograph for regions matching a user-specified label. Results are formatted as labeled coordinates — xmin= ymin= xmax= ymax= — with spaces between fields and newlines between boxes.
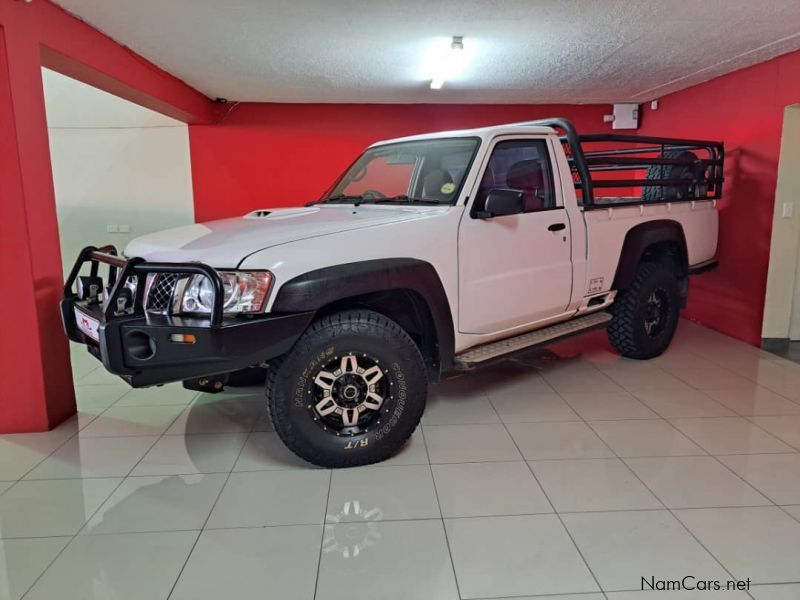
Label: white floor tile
xmin=748 ymin=416 xmax=800 ymax=450
xmin=423 ymin=384 xmax=500 ymax=425
xmin=24 ymin=436 xmax=157 ymax=479
xmin=0 ymin=537 xmax=70 ymax=600
xmin=207 ymin=470 xmax=330 ymax=528
xmin=784 ymin=505 xmax=800 ymax=522
xmin=115 ymin=384 xmax=198 ymax=406
xmin=445 ymin=514 xmax=599 ymax=598
xmin=376 ymin=428 xmax=430 ymax=466
xmin=0 ymin=434 xmax=69 ymax=481
xmin=607 ymin=591 xmax=750 ymax=599
xmin=718 ymin=454 xmax=800 ymax=505
xmin=76 ymin=367 xmax=128 ymax=386
xmin=131 ymin=433 xmax=248 ymax=476
xmin=432 ymin=461 xmax=552 ymax=517
xmin=675 ymin=506 xmax=800 ymax=583
xmin=83 ymin=474 xmax=227 ymax=534
xmin=541 ymin=363 xmax=625 ymax=394
xmin=562 ymin=510 xmax=730 ymax=592
xmin=750 ymin=584 xmax=800 ymax=600
xmin=233 ymin=432 xmax=315 ymax=471
xmin=422 ymin=424 xmax=522 ymax=463
xmin=481 ymin=596 xmax=605 ymax=600
xmin=530 ymin=458 xmax=661 ymax=512
xmin=74 ymin=383 xmax=130 ymax=410
xmin=327 ymin=465 xmax=439 ymax=521
xmin=704 ymin=387 xmax=800 ymax=416
xmin=560 ymin=392 xmax=658 ymax=420
xmin=171 ymin=525 xmax=322 ymax=600
xmin=670 ymin=417 xmax=795 ymax=455
xmin=78 ymin=405 xmax=184 ymax=438
xmin=490 ymin=392 xmax=580 ymax=423
xmin=165 ymin=401 xmax=262 ymax=435
xmin=24 ymin=531 xmax=197 ymax=600
xmin=589 ymin=419 xmax=706 ymax=457
xmin=598 ymin=362 xmax=691 ymax=393
xmin=317 ymin=520 xmax=458 ymax=600
xmin=633 ymin=389 xmax=735 ymax=418
xmin=0 ymin=478 xmax=120 ymax=538
xmin=507 ymin=421 xmax=614 ymax=460
xmin=625 ymin=455 xmax=770 ymax=508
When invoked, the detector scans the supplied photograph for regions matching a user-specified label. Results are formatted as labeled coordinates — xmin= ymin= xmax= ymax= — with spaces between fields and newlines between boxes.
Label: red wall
xmin=188 ymin=103 xmax=615 ymax=222
xmin=638 ymin=50 xmax=800 ymax=345
xmin=188 ymin=51 xmax=800 ymax=347
xmin=0 ymin=0 xmax=214 ymax=432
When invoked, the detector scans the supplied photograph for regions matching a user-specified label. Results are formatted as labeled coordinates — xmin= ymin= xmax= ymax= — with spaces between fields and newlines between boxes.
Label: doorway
xmin=41 ymin=68 xmax=195 ymax=275
xmin=762 ymin=104 xmax=800 ymax=360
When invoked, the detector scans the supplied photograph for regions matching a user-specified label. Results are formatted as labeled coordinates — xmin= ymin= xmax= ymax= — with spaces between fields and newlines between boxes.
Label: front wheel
xmin=607 ymin=262 xmax=680 ymax=359
xmin=265 ymin=310 xmax=427 ymax=468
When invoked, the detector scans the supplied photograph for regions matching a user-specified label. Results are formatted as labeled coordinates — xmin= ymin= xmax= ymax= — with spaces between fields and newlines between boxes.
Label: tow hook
xmin=183 ymin=375 xmax=226 ymax=394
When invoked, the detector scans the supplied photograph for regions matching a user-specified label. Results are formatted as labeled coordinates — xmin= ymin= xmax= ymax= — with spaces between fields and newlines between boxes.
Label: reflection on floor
xmin=1 ymin=320 xmax=800 ymax=599
xmin=762 ymin=340 xmax=800 ymax=366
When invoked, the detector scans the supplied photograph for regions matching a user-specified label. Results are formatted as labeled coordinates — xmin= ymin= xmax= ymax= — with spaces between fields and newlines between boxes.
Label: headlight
xmin=179 ymin=271 xmax=273 ymax=315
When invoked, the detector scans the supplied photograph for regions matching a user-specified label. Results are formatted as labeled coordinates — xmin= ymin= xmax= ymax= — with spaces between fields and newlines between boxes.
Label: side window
xmin=473 ymin=139 xmax=556 ymax=214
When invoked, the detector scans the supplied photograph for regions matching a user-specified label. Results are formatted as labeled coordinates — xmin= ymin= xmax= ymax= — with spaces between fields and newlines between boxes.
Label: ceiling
xmin=54 ymin=0 xmax=800 ymax=104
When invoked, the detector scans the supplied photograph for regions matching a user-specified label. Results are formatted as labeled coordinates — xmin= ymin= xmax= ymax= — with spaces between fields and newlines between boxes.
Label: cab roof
xmin=369 ymin=122 xmax=557 ymax=148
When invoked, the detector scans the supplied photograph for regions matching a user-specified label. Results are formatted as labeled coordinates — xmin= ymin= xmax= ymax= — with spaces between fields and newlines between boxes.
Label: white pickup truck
xmin=62 ymin=118 xmax=723 ymax=467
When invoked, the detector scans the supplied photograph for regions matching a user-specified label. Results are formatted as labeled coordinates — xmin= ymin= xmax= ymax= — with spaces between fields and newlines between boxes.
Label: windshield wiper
xmin=306 ymin=194 xmax=366 ymax=206
xmin=355 ymin=195 xmax=442 ymax=206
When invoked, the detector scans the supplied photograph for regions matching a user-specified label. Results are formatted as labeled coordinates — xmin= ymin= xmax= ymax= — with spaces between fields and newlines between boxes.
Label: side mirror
xmin=478 ymin=189 xmax=524 ymax=218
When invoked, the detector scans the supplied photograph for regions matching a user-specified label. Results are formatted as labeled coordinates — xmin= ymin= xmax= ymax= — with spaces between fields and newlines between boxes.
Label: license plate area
xmin=74 ymin=307 xmax=100 ymax=342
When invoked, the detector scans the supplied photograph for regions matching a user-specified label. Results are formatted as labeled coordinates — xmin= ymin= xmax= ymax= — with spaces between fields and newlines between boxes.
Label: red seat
xmin=506 ymin=160 xmax=546 ymax=211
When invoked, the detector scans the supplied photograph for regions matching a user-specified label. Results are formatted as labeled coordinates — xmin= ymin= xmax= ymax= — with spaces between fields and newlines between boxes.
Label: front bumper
xmin=61 ymin=246 xmax=313 ymax=387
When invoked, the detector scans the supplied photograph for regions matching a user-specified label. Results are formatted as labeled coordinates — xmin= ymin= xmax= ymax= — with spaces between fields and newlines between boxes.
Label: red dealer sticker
xmin=74 ymin=309 xmax=100 ymax=342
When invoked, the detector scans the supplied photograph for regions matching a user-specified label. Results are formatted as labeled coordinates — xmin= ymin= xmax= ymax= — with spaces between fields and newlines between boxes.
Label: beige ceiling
xmin=54 ymin=0 xmax=800 ymax=104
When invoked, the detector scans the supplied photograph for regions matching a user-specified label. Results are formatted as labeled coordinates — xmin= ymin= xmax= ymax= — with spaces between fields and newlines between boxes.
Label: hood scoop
xmin=244 ymin=207 xmax=320 ymax=220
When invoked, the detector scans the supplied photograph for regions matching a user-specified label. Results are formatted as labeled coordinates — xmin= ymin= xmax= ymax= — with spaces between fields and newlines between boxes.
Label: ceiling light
xmin=429 ymin=36 xmax=466 ymax=90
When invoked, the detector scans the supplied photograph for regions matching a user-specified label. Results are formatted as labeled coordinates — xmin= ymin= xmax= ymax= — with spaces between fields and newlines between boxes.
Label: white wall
xmin=762 ymin=105 xmax=800 ymax=340
xmin=42 ymin=68 xmax=195 ymax=273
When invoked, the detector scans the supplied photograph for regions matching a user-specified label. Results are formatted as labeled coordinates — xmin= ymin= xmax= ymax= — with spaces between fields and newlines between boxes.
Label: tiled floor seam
xmin=496 ymin=414 xmax=606 ymax=597
xmin=18 ymin=394 xmax=190 ymax=598
xmin=164 ymin=416 xmax=255 ymax=600
xmin=419 ymin=423 xmax=465 ymax=600
xmin=310 ymin=469 xmax=333 ymax=600
xmin=579 ymin=403 xmax=761 ymax=596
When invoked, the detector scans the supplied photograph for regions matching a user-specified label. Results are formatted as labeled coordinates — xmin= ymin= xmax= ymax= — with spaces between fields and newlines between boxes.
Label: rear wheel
xmin=265 ymin=310 xmax=427 ymax=468
xmin=607 ymin=262 xmax=680 ymax=359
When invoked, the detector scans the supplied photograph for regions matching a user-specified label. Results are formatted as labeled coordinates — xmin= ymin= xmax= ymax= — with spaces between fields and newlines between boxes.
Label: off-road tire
xmin=607 ymin=262 xmax=680 ymax=359
xmin=265 ymin=309 xmax=427 ymax=468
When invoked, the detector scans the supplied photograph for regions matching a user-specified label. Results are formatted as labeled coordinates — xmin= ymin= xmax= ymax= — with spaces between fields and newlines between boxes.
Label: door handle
xmin=548 ymin=223 xmax=566 ymax=232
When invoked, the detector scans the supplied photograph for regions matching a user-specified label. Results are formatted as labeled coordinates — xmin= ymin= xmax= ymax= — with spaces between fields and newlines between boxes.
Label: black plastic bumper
xmin=61 ymin=246 xmax=313 ymax=387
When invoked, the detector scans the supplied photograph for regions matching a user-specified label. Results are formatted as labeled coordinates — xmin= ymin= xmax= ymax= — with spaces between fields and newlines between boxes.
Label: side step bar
xmin=454 ymin=311 xmax=612 ymax=369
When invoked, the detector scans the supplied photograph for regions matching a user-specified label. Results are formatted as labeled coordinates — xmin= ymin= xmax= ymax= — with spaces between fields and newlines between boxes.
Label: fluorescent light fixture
xmin=427 ymin=36 xmax=467 ymax=90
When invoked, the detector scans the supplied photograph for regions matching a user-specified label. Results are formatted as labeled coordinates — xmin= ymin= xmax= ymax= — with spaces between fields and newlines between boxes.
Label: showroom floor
xmin=1 ymin=321 xmax=800 ymax=599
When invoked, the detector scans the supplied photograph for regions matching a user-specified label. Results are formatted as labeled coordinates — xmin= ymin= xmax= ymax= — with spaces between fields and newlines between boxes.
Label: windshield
xmin=321 ymin=137 xmax=480 ymax=205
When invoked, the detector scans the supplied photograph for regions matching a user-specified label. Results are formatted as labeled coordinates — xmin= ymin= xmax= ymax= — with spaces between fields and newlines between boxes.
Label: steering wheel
xmin=361 ymin=189 xmax=387 ymax=199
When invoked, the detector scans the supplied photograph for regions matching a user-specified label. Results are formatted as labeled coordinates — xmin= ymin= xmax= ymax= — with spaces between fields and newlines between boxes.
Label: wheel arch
xmin=271 ymin=259 xmax=455 ymax=380
xmin=612 ymin=220 xmax=689 ymax=301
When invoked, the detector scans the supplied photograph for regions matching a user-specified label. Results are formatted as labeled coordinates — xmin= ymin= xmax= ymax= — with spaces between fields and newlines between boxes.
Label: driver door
xmin=458 ymin=136 xmax=573 ymax=334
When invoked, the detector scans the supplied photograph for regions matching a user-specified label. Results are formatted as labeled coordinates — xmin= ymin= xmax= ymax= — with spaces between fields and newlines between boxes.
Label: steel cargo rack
xmin=515 ymin=118 xmax=725 ymax=209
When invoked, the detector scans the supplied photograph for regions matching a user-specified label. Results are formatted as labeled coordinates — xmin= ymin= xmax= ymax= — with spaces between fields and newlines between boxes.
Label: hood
xmin=124 ymin=204 xmax=448 ymax=267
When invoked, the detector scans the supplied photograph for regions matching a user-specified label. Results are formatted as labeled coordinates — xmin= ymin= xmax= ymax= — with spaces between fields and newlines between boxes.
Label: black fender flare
xmin=271 ymin=258 xmax=455 ymax=373
xmin=612 ymin=220 xmax=689 ymax=291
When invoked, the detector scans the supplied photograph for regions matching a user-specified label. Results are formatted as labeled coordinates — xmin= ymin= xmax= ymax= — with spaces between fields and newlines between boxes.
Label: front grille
xmin=146 ymin=273 xmax=179 ymax=312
